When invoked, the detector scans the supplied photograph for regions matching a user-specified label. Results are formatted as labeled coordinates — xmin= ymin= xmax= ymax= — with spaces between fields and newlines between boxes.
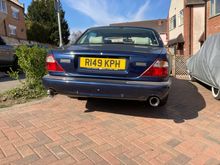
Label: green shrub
xmin=3 ymin=45 xmax=48 ymax=104
xmin=16 ymin=45 xmax=47 ymax=86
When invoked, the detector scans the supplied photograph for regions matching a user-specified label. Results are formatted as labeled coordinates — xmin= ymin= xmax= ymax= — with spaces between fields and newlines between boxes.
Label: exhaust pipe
xmin=149 ymin=97 xmax=160 ymax=107
xmin=47 ymin=89 xmax=56 ymax=97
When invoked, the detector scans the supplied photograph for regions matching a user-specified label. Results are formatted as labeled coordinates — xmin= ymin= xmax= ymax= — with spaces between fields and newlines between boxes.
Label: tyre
xmin=68 ymin=96 xmax=87 ymax=100
xmin=212 ymin=87 xmax=220 ymax=100
xmin=77 ymin=97 xmax=88 ymax=101
xmin=159 ymin=95 xmax=169 ymax=106
xmin=12 ymin=56 xmax=19 ymax=71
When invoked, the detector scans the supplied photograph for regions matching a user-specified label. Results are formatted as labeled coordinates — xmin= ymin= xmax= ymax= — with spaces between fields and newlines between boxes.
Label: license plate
xmin=80 ymin=57 xmax=126 ymax=70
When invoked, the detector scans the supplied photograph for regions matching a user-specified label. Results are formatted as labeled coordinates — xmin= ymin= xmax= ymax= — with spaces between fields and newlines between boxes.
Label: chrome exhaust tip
xmin=47 ymin=89 xmax=56 ymax=97
xmin=149 ymin=97 xmax=160 ymax=107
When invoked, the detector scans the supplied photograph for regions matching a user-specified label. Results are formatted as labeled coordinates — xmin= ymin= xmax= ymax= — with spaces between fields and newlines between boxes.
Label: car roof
xmin=86 ymin=26 xmax=157 ymax=32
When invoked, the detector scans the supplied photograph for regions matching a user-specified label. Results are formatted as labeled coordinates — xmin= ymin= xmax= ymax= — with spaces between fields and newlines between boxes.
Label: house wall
xmin=183 ymin=3 xmax=205 ymax=56
xmin=0 ymin=0 xmax=26 ymax=40
xmin=192 ymin=6 xmax=205 ymax=54
xmin=160 ymin=33 xmax=167 ymax=45
xmin=183 ymin=6 xmax=191 ymax=56
xmin=169 ymin=0 xmax=184 ymax=40
xmin=111 ymin=20 xmax=168 ymax=46
xmin=0 ymin=18 xmax=7 ymax=35
xmin=206 ymin=0 xmax=220 ymax=36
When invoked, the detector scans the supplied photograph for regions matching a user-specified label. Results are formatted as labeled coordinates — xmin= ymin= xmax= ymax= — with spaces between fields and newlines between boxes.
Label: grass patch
xmin=0 ymin=84 xmax=46 ymax=108
xmin=0 ymin=104 xmax=10 ymax=109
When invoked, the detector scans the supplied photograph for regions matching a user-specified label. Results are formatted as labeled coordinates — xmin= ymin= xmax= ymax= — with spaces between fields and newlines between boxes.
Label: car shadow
xmin=85 ymin=78 xmax=206 ymax=123
xmin=0 ymin=73 xmax=25 ymax=82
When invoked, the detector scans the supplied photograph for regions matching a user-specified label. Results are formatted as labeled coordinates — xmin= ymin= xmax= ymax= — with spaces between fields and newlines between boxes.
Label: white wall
xmin=192 ymin=6 xmax=205 ymax=54
xmin=160 ymin=33 xmax=167 ymax=45
xmin=169 ymin=0 xmax=184 ymax=40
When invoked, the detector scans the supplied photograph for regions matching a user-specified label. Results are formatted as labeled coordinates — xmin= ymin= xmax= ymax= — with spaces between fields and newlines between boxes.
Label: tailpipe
xmin=47 ymin=89 xmax=56 ymax=97
xmin=148 ymin=96 xmax=160 ymax=107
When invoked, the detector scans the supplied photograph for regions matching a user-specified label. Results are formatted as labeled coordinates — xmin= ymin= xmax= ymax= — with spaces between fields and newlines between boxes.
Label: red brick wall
xmin=183 ymin=6 xmax=192 ymax=56
xmin=206 ymin=0 xmax=220 ymax=36
xmin=0 ymin=0 xmax=27 ymax=40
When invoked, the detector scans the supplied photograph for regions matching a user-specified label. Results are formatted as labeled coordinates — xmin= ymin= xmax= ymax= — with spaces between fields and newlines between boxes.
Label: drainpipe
xmin=3 ymin=20 xmax=7 ymax=36
xmin=204 ymin=1 xmax=207 ymax=40
xmin=189 ymin=7 xmax=192 ymax=56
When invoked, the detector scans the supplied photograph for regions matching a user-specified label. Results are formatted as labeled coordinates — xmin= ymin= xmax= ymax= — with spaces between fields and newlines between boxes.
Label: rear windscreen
xmin=76 ymin=27 xmax=161 ymax=47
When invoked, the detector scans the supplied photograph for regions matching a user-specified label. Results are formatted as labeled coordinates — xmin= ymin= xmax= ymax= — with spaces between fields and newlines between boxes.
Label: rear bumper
xmin=42 ymin=75 xmax=171 ymax=101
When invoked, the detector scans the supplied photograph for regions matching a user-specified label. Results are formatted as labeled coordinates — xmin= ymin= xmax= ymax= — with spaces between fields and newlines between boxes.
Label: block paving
xmin=0 ymin=78 xmax=220 ymax=164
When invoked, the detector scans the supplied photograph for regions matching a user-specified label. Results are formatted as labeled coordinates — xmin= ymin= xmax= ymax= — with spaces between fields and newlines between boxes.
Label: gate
xmin=171 ymin=55 xmax=190 ymax=79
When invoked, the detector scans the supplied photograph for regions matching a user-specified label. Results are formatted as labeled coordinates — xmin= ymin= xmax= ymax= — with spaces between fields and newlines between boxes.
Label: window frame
xmin=76 ymin=27 xmax=162 ymax=47
xmin=11 ymin=6 xmax=19 ymax=19
xmin=179 ymin=10 xmax=184 ymax=26
xmin=9 ymin=24 xmax=17 ymax=36
xmin=0 ymin=0 xmax=7 ymax=13
xmin=210 ymin=0 xmax=220 ymax=17
xmin=169 ymin=15 xmax=176 ymax=30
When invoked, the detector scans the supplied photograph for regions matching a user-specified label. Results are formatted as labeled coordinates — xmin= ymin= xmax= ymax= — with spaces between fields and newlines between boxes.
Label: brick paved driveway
xmin=0 ymin=78 xmax=220 ymax=165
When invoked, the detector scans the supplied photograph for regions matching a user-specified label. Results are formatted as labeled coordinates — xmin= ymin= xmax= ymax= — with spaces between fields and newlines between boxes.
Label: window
xmin=211 ymin=0 xmax=215 ymax=16
xmin=77 ymin=27 xmax=161 ymax=47
xmin=169 ymin=15 xmax=176 ymax=30
xmin=179 ymin=10 xmax=184 ymax=26
xmin=210 ymin=0 xmax=220 ymax=17
xmin=9 ymin=24 xmax=16 ymax=35
xmin=0 ymin=0 xmax=7 ymax=13
xmin=11 ymin=6 xmax=19 ymax=19
xmin=216 ymin=0 xmax=220 ymax=15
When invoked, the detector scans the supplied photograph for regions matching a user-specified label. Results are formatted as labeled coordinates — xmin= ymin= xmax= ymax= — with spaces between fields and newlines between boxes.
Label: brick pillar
xmin=184 ymin=6 xmax=193 ymax=56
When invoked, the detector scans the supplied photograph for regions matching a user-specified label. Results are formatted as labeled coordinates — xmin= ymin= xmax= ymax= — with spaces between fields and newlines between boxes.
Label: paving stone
xmin=204 ymin=158 xmax=220 ymax=165
xmin=33 ymin=145 xmax=53 ymax=158
xmin=12 ymin=154 xmax=40 ymax=165
xmin=171 ymin=154 xmax=191 ymax=165
xmin=84 ymin=149 xmax=106 ymax=163
xmin=0 ymin=79 xmax=220 ymax=164
xmin=50 ymin=145 xmax=69 ymax=159
xmin=17 ymin=145 xmax=35 ymax=158
xmin=117 ymin=154 xmax=138 ymax=165
xmin=166 ymin=138 xmax=182 ymax=147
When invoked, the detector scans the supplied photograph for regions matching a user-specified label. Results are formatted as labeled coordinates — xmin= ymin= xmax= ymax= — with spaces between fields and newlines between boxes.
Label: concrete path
xmin=0 ymin=72 xmax=24 ymax=93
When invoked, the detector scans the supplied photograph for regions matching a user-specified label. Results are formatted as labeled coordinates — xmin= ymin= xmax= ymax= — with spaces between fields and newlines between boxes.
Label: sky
xmin=20 ymin=0 xmax=171 ymax=34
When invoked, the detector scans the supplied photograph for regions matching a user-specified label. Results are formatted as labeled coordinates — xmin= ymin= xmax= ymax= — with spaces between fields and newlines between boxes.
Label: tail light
xmin=46 ymin=54 xmax=64 ymax=72
xmin=141 ymin=59 xmax=169 ymax=77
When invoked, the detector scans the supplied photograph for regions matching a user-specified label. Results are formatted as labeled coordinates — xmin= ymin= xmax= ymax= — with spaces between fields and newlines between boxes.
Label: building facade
xmin=168 ymin=0 xmax=220 ymax=56
xmin=110 ymin=19 xmax=168 ymax=45
xmin=168 ymin=0 xmax=205 ymax=56
xmin=168 ymin=0 xmax=185 ymax=55
xmin=0 ymin=0 xmax=26 ymax=40
xmin=206 ymin=0 xmax=220 ymax=36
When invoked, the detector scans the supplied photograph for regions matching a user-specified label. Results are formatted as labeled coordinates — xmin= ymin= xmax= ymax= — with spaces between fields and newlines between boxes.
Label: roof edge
xmin=9 ymin=0 xmax=24 ymax=8
xmin=185 ymin=0 xmax=205 ymax=6
xmin=110 ymin=19 xmax=167 ymax=26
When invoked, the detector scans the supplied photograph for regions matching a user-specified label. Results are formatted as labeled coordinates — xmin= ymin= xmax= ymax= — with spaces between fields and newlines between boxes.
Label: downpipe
xmin=148 ymin=96 xmax=160 ymax=107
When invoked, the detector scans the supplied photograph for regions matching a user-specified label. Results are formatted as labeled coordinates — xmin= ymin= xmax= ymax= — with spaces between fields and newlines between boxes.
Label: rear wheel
xmin=77 ymin=97 xmax=88 ymax=101
xmin=159 ymin=95 xmax=169 ymax=106
xmin=12 ymin=57 xmax=19 ymax=71
xmin=68 ymin=96 xmax=87 ymax=101
xmin=212 ymin=87 xmax=220 ymax=100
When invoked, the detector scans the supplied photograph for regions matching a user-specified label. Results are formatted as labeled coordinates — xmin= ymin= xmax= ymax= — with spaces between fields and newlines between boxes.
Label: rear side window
xmin=77 ymin=27 xmax=161 ymax=47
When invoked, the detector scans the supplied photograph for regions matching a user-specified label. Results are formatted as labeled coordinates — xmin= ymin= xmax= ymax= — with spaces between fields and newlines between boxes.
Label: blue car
xmin=43 ymin=26 xmax=171 ymax=107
